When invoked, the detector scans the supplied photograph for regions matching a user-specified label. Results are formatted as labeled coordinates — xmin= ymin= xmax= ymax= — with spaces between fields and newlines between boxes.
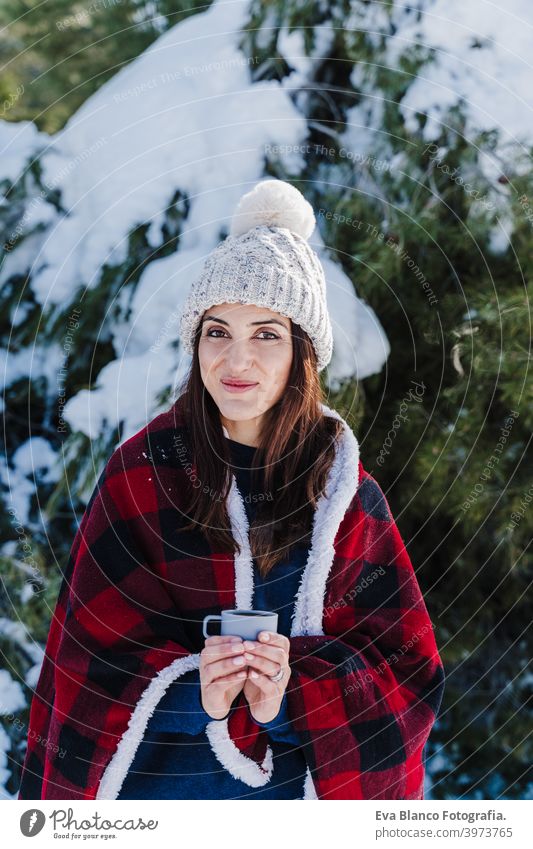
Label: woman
xmin=18 ymin=180 xmax=444 ymax=800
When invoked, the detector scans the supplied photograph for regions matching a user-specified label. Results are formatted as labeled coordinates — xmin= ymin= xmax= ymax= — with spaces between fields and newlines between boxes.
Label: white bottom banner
xmin=2 ymin=800 xmax=531 ymax=848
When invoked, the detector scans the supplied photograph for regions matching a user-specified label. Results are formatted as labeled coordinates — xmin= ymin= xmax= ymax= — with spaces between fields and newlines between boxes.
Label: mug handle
xmin=203 ymin=615 xmax=222 ymax=639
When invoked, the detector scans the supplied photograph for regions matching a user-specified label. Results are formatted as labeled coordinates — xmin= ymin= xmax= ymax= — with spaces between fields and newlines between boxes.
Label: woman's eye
xmin=256 ymin=330 xmax=280 ymax=340
xmin=205 ymin=328 xmax=279 ymax=340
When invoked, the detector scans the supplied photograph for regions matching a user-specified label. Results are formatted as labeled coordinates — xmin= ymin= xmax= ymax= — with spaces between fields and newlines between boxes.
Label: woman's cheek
xmin=199 ymin=343 xmax=223 ymax=373
xmin=259 ymin=341 xmax=292 ymax=363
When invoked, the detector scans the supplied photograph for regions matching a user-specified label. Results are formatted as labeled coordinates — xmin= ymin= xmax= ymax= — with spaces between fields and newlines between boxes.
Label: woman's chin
xmin=216 ymin=395 xmax=258 ymax=413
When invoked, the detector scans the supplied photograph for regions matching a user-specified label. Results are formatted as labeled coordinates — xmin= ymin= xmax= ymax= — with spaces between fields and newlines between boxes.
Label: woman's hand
xmin=199 ymin=635 xmax=248 ymax=719
xmin=242 ymin=631 xmax=292 ymax=723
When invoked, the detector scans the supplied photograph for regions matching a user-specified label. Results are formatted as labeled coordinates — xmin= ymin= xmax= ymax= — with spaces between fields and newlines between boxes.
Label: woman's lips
xmin=221 ymin=380 xmax=258 ymax=394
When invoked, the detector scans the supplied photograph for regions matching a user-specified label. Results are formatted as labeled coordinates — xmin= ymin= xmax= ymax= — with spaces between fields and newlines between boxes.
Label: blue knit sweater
xmin=117 ymin=437 xmax=309 ymax=799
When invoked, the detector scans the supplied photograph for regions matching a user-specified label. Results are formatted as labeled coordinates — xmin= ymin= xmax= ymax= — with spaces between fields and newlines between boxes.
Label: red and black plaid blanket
xmin=18 ymin=396 xmax=444 ymax=800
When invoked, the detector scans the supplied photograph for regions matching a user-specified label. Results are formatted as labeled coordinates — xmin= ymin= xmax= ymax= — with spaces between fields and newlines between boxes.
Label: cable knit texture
xmin=178 ymin=180 xmax=333 ymax=371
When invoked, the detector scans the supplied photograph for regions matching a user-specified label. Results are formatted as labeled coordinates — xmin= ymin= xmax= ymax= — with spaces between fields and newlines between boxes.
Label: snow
xmin=0 ymin=346 xmax=66 ymax=522
xmin=0 ymin=619 xmax=44 ymax=685
xmin=277 ymin=19 xmax=335 ymax=82
xmin=345 ymin=1 xmax=533 ymax=156
xmin=64 ymin=348 xmax=182 ymax=441
xmin=0 ymin=665 xmax=26 ymax=797
xmin=0 ymin=230 xmax=49 ymax=289
xmin=346 ymin=0 xmax=392 ymax=49
xmin=0 ymin=669 xmax=26 ymax=715
xmin=19 ymin=583 xmax=37 ymax=604
xmin=317 ymin=245 xmax=391 ymax=381
xmin=26 ymin=0 xmax=310 ymax=305
xmin=11 ymin=437 xmax=62 ymax=485
xmin=389 ymin=0 xmax=533 ymax=147
xmin=1 ymin=0 xmax=388 ymax=447
xmin=0 ymin=120 xmax=45 ymax=185
xmin=3 ymin=0 xmax=529 ymax=449
xmin=342 ymin=0 xmax=532 ymax=255
xmin=0 ymin=343 xmax=64 ymax=395
xmin=1 ymin=0 xmax=389 ymax=444
xmin=1 ymin=465 xmax=35 ymax=526
xmin=0 ymin=725 xmax=15 ymax=800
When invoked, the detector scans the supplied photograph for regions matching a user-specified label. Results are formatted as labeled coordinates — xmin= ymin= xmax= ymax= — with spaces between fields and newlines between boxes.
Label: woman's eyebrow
xmin=201 ymin=314 xmax=289 ymax=329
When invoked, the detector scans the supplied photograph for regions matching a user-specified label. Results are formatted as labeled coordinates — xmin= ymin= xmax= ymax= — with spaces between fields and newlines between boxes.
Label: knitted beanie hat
xmin=178 ymin=179 xmax=333 ymax=371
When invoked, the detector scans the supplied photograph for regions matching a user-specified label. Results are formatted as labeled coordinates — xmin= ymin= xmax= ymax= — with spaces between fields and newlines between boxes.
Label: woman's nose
xmin=223 ymin=335 xmax=254 ymax=369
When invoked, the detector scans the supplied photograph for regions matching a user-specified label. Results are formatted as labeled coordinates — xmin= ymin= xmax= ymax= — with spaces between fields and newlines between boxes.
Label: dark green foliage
xmin=0 ymin=0 xmax=212 ymax=132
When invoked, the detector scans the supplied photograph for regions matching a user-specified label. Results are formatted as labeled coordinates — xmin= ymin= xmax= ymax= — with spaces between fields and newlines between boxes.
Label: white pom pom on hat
xmin=229 ymin=179 xmax=316 ymax=240
xmin=178 ymin=179 xmax=333 ymax=372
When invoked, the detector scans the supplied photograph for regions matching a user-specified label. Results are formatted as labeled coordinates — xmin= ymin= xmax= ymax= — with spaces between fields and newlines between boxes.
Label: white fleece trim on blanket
xmin=206 ymin=404 xmax=360 ymax=797
xmin=203 ymin=454 xmax=277 ymax=787
xmin=294 ymin=404 xmax=359 ymax=799
xmin=291 ymin=403 xmax=360 ymax=637
xmin=96 ymin=652 xmax=202 ymax=800
xmin=227 ymin=466 xmax=255 ymax=611
xmin=296 ymin=406 xmax=359 ymax=800
xmin=97 ymin=405 xmax=360 ymax=800
xmin=303 ymin=767 xmax=319 ymax=799
xmin=205 ymin=718 xmax=274 ymax=787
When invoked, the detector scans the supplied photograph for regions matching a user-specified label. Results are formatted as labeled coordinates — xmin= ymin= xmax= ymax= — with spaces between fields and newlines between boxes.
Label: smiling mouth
xmin=221 ymin=379 xmax=258 ymax=393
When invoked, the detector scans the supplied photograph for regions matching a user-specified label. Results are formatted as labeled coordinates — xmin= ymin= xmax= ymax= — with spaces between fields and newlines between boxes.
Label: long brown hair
xmin=174 ymin=319 xmax=343 ymax=578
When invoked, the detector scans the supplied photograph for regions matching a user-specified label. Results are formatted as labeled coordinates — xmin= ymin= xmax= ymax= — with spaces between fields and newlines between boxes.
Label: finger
xmin=201 ymin=640 xmax=245 ymax=665
xmin=242 ymin=651 xmax=284 ymax=677
xmin=210 ymin=669 xmax=248 ymax=685
xmin=257 ymin=631 xmax=290 ymax=653
xmin=245 ymin=671 xmax=280 ymax=696
xmin=204 ymin=635 xmax=243 ymax=647
xmin=241 ymin=641 xmax=286 ymax=665
xmin=207 ymin=667 xmax=248 ymax=686
xmin=202 ymin=654 xmax=249 ymax=684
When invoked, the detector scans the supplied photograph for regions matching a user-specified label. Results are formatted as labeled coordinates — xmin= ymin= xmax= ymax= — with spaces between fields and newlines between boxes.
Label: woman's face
xmin=198 ymin=302 xmax=293 ymax=444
